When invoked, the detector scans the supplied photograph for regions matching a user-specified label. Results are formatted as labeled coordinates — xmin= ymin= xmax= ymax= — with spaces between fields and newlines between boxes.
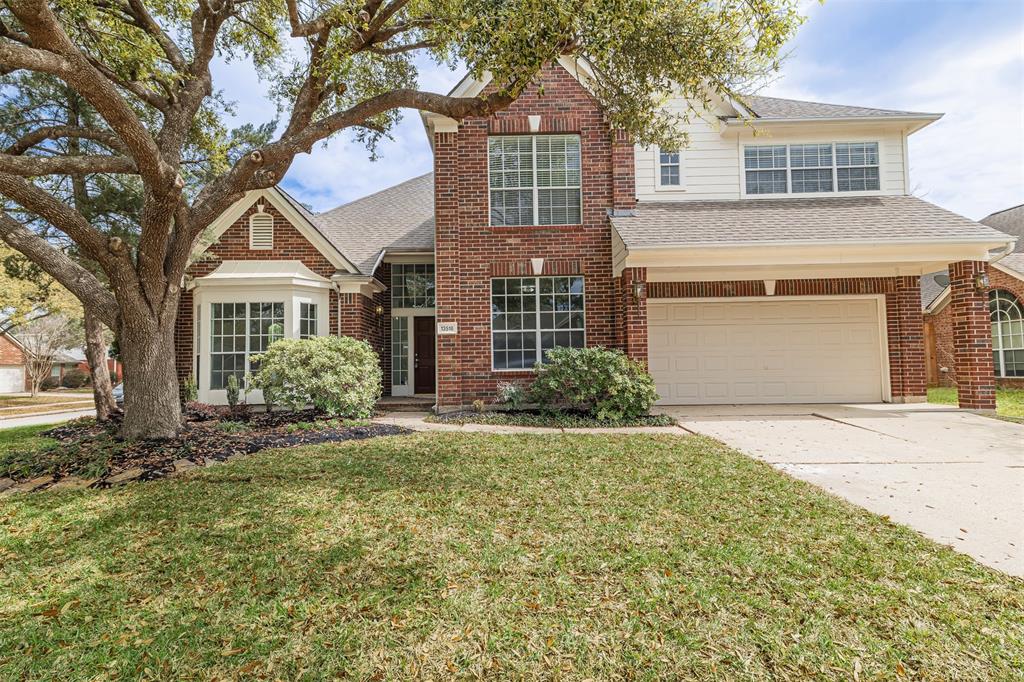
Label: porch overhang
xmin=330 ymin=273 xmax=386 ymax=298
xmin=613 ymin=238 xmax=1015 ymax=281
xmin=188 ymin=260 xmax=333 ymax=290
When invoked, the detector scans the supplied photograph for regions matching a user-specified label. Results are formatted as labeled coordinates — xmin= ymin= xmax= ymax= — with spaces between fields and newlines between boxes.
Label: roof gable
xmin=204 ymin=188 xmax=359 ymax=274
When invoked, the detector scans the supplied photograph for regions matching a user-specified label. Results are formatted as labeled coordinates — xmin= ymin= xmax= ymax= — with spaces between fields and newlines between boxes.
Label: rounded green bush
xmin=61 ymin=368 xmax=90 ymax=389
xmin=248 ymin=336 xmax=381 ymax=418
xmin=529 ymin=346 xmax=659 ymax=421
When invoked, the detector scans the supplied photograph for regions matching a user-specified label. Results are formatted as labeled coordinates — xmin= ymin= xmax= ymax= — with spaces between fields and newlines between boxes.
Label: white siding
xmin=634 ymin=96 xmax=909 ymax=202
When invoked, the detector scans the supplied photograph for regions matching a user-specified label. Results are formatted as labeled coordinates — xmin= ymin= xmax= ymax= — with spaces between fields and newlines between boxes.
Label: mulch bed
xmin=12 ymin=408 xmax=411 ymax=490
xmin=427 ymin=409 xmax=677 ymax=429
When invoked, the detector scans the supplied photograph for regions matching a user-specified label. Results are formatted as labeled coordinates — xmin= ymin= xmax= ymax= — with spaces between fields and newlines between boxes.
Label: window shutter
xmin=249 ymin=212 xmax=274 ymax=250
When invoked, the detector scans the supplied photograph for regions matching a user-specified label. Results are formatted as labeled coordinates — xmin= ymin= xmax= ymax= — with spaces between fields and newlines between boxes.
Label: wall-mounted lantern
xmin=631 ymin=281 xmax=645 ymax=300
xmin=974 ymin=272 xmax=990 ymax=291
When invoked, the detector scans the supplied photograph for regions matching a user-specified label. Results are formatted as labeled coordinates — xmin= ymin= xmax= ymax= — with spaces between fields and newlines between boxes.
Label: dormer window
xmin=744 ymin=142 xmax=880 ymax=195
xmin=248 ymin=209 xmax=274 ymax=250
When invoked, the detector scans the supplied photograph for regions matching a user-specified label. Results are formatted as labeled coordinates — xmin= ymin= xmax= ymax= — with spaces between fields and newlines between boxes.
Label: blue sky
xmin=214 ymin=0 xmax=1024 ymax=220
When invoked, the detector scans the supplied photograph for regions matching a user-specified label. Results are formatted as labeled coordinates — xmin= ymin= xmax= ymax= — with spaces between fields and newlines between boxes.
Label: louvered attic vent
xmin=249 ymin=210 xmax=274 ymax=250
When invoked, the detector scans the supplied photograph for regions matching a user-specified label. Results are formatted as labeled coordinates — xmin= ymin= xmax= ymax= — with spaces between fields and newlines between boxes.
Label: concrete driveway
xmin=665 ymin=403 xmax=1024 ymax=576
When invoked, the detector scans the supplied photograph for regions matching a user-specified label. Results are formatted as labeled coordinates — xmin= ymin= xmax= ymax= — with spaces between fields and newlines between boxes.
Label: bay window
xmin=744 ymin=142 xmax=880 ymax=195
xmin=491 ymin=276 xmax=585 ymax=370
xmin=210 ymin=302 xmax=284 ymax=389
xmin=488 ymin=134 xmax=582 ymax=226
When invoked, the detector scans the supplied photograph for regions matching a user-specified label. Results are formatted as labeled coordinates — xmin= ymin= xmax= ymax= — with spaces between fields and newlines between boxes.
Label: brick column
xmin=949 ymin=261 xmax=995 ymax=410
xmin=892 ymin=276 xmax=927 ymax=402
xmin=618 ymin=267 xmax=648 ymax=365
xmin=433 ymin=130 xmax=462 ymax=409
xmin=611 ymin=130 xmax=636 ymax=211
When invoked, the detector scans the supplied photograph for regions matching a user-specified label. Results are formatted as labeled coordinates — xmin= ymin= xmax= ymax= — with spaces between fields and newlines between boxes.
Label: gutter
xmin=722 ymin=113 xmax=943 ymax=126
xmin=618 ymin=236 xmax=1017 ymax=251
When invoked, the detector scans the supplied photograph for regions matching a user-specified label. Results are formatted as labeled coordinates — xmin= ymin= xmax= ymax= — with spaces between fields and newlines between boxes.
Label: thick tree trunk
xmin=119 ymin=317 xmax=181 ymax=439
xmin=83 ymin=308 xmax=117 ymax=421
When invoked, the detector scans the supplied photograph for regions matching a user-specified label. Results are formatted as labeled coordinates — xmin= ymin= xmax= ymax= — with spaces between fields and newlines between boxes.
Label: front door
xmin=413 ymin=316 xmax=436 ymax=393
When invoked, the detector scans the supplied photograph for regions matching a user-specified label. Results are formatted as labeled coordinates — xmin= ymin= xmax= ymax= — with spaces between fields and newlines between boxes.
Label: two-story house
xmin=177 ymin=58 xmax=1017 ymax=411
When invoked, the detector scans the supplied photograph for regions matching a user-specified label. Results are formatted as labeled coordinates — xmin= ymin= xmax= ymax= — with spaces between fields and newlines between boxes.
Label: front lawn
xmin=0 ymin=393 xmax=94 ymax=409
xmin=928 ymin=386 xmax=1024 ymax=422
xmin=1 ymin=433 xmax=1021 ymax=679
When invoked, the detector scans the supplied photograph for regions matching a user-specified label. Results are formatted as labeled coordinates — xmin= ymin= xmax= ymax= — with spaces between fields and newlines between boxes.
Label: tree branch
xmin=0 ymin=171 xmax=120 ymax=269
xmin=0 ymin=152 xmax=137 ymax=176
xmin=5 ymin=125 xmax=126 ymax=155
xmin=0 ymin=210 xmax=118 ymax=327
xmin=4 ymin=1 xmax=172 ymax=187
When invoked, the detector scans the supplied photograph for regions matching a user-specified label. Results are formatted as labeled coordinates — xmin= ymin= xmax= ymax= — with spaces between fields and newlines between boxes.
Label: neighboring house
xmin=923 ymin=204 xmax=1024 ymax=387
xmin=0 ymin=332 xmax=80 ymax=393
xmin=177 ymin=58 xmax=1016 ymax=410
xmin=0 ymin=332 xmax=28 ymax=393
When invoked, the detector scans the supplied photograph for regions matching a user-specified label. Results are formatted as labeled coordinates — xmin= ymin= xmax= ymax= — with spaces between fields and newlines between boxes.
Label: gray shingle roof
xmin=920 ymin=271 xmax=949 ymax=310
xmin=610 ymin=195 xmax=1014 ymax=249
xmin=980 ymin=204 xmax=1024 ymax=253
xmin=738 ymin=95 xmax=936 ymax=120
xmin=313 ymin=173 xmax=434 ymax=275
xmin=996 ymin=253 xmax=1024 ymax=277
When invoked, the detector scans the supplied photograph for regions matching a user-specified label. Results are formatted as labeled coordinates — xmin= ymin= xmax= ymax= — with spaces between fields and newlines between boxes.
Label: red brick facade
xmin=0 ymin=334 xmax=29 ymax=392
xmin=174 ymin=199 xmax=386 ymax=397
xmin=945 ymin=261 xmax=997 ymax=409
xmin=927 ymin=265 xmax=1024 ymax=390
xmin=433 ymin=64 xmax=633 ymax=407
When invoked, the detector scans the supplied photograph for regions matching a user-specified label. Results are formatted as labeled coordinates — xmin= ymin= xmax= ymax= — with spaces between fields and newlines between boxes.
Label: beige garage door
xmin=648 ymin=298 xmax=885 ymax=405
xmin=0 ymin=365 xmax=24 ymax=394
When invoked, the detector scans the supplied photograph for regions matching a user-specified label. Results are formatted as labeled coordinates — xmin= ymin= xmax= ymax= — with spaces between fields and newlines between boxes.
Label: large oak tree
xmin=0 ymin=0 xmax=799 ymax=439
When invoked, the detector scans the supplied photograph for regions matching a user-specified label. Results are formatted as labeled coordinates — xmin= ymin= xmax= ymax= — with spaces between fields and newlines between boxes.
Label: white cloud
xmin=763 ymin=9 xmax=1024 ymax=220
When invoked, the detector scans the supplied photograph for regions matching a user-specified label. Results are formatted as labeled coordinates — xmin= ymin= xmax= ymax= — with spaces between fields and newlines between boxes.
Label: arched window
xmin=990 ymin=289 xmax=1024 ymax=377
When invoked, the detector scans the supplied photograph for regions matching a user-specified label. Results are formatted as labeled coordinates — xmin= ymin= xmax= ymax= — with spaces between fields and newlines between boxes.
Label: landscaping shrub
xmin=61 ymin=368 xmax=90 ymax=389
xmin=248 ymin=336 xmax=381 ymax=418
xmin=225 ymin=374 xmax=241 ymax=411
xmin=40 ymin=376 xmax=60 ymax=391
xmin=184 ymin=401 xmax=219 ymax=422
xmin=181 ymin=376 xmax=198 ymax=403
xmin=495 ymin=381 xmax=526 ymax=410
xmin=529 ymin=346 xmax=659 ymax=421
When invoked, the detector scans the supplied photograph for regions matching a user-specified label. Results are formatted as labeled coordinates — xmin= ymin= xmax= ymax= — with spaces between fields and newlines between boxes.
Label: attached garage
xmin=648 ymin=297 xmax=887 ymax=405
xmin=0 ymin=365 xmax=25 ymax=394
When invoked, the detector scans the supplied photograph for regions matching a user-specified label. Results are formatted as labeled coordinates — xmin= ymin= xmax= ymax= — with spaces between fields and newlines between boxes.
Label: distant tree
xmin=0 ymin=0 xmax=800 ymax=437
xmin=18 ymin=314 xmax=83 ymax=396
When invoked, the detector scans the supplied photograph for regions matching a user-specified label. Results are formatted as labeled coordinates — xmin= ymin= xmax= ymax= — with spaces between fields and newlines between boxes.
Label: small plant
xmin=285 ymin=421 xmax=318 ymax=434
xmin=215 ymin=420 xmax=250 ymax=434
xmin=472 ymin=399 xmax=486 ymax=413
xmin=181 ymin=375 xmax=198 ymax=403
xmin=225 ymin=374 xmax=240 ymax=411
xmin=495 ymin=381 xmax=525 ymax=410
xmin=40 ymin=376 xmax=60 ymax=391
xmin=529 ymin=346 xmax=659 ymax=422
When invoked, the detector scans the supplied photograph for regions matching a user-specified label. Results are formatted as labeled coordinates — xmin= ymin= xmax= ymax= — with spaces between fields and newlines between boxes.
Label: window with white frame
xmin=210 ymin=302 xmax=283 ymax=389
xmin=391 ymin=316 xmax=409 ymax=387
xmin=391 ymin=263 xmax=435 ymax=308
xmin=488 ymin=135 xmax=581 ymax=226
xmin=658 ymin=149 xmax=682 ymax=187
xmin=299 ymin=302 xmax=318 ymax=339
xmin=744 ymin=142 xmax=880 ymax=195
xmin=491 ymin=276 xmax=585 ymax=370
xmin=991 ymin=289 xmax=1024 ymax=378
xmin=248 ymin=211 xmax=274 ymax=249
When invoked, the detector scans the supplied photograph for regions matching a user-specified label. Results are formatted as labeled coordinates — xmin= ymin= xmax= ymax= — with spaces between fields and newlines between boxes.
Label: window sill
xmin=487 ymin=224 xmax=584 ymax=230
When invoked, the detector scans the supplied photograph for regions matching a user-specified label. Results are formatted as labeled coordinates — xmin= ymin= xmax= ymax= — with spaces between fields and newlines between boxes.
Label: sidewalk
xmin=373 ymin=411 xmax=689 ymax=435
xmin=0 ymin=407 xmax=96 ymax=429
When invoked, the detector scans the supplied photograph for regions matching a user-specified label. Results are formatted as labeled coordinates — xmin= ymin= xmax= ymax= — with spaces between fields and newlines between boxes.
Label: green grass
xmin=928 ymin=386 xmax=1024 ymax=422
xmin=1 ymin=433 xmax=1022 ymax=680
xmin=0 ymin=423 xmax=57 ymax=460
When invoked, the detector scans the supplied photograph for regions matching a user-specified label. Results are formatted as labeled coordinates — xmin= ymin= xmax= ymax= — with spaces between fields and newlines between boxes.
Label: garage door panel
xmin=0 ymin=366 xmax=24 ymax=394
xmin=649 ymin=298 xmax=884 ymax=405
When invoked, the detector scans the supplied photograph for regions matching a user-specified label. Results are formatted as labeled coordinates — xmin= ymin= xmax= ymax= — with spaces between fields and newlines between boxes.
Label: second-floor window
xmin=658 ymin=149 xmax=682 ymax=187
xmin=744 ymin=142 xmax=880 ymax=195
xmin=488 ymin=134 xmax=581 ymax=227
